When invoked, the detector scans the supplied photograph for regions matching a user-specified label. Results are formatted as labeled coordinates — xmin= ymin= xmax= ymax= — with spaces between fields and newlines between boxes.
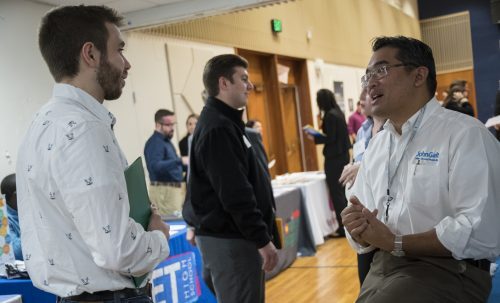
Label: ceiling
xmin=30 ymin=0 xmax=291 ymax=30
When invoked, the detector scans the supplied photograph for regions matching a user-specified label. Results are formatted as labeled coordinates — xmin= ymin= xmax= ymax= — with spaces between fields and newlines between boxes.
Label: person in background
xmin=1 ymin=174 xmax=22 ymax=260
xmin=339 ymin=90 xmax=386 ymax=286
xmin=183 ymin=54 xmax=279 ymax=303
xmin=342 ymin=35 xmax=500 ymax=303
xmin=307 ymin=89 xmax=351 ymax=237
xmin=246 ymin=119 xmax=263 ymax=135
xmin=16 ymin=5 xmax=170 ymax=301
xmin=443 ymin=83 xmax=475 ymax=117
xmin=179 ymin=113 xmax=198 ymax=182
xmin=144 ymin=109 xmax=186 ymax=218
xmin=245 ymin=119 xmax=269 ymax=177
xmin=179 ymin=114 xmax=198 ymax=161
xmin=347 ymin=101 xmax=366 ymax=142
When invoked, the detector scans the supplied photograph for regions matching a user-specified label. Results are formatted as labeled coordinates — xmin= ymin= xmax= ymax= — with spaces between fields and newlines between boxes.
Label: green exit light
xmin=271 ymin=19 xmax=282 ymax=33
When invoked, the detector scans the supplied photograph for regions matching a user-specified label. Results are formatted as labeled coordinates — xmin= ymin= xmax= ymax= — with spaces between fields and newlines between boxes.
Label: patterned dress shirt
xmin=16 ymin=84 xmax=169 ymax=297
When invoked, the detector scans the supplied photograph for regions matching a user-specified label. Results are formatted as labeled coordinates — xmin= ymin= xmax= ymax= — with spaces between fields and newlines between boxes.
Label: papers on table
xmin=169 ymin=223 xmax=187 ymax=237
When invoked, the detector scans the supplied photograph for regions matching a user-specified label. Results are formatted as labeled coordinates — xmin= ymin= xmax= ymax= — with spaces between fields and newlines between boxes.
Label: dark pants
xmin=357 ymin=250 xmax=492 ymax=303
xmin=196 ymin=235 xmax=264 ymax=303
xmin=357 ymin=250 xmax=376 ymax=286
xmin=57 ymin=294 xmax=152 ymax=303
xmin=324 ymin=153 xmax=349 ymax=235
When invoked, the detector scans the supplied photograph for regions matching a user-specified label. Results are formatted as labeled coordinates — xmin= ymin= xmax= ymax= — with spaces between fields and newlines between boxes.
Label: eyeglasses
xmin=361 ymin=63 xmax=416 ymax=88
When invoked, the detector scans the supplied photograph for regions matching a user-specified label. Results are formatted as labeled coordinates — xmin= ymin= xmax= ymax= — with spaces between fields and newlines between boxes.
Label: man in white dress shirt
xmin=341 ymin=36 xmax=500 ymax=302
xmin=16 ymin=5 xmax=170 ymax=302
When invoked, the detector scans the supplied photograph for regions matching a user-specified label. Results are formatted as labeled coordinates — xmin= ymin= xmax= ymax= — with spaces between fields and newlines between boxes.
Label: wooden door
xmin=280 ymin=85 xmax=303 ymax=172
xmin=239 ymin=50 xmax=286 ymax=178
xmin=237 ymin=49 xmax=318 ymax=177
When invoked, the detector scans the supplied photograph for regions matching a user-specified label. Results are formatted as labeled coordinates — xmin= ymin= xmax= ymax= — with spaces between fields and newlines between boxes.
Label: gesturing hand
xmin=341 ymin=196 xmax=369 ymax=246
xmin=339 ymin=163 xmax=361 ymax=188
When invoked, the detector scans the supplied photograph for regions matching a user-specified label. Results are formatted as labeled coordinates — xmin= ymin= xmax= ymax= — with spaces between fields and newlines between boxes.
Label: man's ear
xmin=218 ymin=76 xmax=228 ymax=92
xmin=414 ymin=66 xmax=429 ymax=88
xmin=81 ymin=42 xmax=99 ymax=67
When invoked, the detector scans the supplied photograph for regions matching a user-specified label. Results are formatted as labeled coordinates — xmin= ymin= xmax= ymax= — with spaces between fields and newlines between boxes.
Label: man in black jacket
xmin=182 ymin=54 xmax=279 ymax=303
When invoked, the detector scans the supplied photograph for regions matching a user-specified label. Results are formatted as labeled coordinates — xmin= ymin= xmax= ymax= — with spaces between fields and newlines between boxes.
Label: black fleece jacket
xmin=182 ymin=97 xmax=278 ymax=248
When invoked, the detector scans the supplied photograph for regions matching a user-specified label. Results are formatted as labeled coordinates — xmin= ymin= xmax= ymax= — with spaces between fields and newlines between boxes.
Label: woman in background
xmin=308 ymin=89 xmax=351 ymax=237
xmin=179 ymin=114 xmax=198 ymax=158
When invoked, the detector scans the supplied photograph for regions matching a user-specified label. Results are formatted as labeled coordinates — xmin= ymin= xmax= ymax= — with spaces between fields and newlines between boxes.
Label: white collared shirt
xmin=348 ymin=98 xmax=500 ymax=260
xmin=16 ymin=84 xmax=169 ymax=297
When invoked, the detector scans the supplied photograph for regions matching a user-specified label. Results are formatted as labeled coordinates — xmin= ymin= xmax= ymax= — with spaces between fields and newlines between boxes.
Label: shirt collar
xmin=206 ymin=96 xmax=245 ymax=130
xmin=153 ymin=130 xmax=171 ymax=142
xmin=361 ymin=117 xmax=374 ymax=131
xmin=384 ymin=97 xmax=440 ymax=137
xmin=52 ymin=83 xmax=116 ymax=129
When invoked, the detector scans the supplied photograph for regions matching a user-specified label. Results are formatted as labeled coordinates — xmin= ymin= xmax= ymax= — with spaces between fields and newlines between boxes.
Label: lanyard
xmin=385 ymin=106 xmax=426 ymax=223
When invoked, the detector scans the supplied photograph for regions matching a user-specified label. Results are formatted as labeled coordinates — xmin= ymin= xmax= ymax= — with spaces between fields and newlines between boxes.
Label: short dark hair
xmin=39 ymin=5 xmax=123 ymax=82
xmin=450 ymin=79 xmax=467 ymax=89
xmin=372 ymin=36 xmax=437 ymax=98
xmin=1 ymin=174 xmax=16 ymax=204
xmin=155 ymin=109 xmax=175 ymax=123
xmin=246 ymin=119 xmax=260 ymax=128
xmin=203 ymin=54 xmax=249 ymax=97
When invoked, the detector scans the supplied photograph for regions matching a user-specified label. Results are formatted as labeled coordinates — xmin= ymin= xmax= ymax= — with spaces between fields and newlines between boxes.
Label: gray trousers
xmin=196 ymin=235 xmax=265 ymax=303
xmin=357 ymin=250 xmax=492 ymax=303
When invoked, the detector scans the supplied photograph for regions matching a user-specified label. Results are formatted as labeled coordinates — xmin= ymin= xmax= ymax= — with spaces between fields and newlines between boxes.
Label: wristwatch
xmin=391 ymin=234 xmax=405 ymax=257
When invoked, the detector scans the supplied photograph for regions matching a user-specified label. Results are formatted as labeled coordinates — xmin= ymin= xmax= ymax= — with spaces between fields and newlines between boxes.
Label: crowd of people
xmin=1 ymin=4 xmax=500 ymax=303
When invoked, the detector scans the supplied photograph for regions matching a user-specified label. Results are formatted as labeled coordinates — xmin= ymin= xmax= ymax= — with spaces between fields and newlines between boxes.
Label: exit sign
xmin=271 ymin=19 xmax=282 ymax=33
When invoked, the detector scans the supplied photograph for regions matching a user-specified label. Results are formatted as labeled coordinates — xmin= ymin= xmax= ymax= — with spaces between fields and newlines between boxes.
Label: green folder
xmin=124 ymin=156 xmax=152 ymax=287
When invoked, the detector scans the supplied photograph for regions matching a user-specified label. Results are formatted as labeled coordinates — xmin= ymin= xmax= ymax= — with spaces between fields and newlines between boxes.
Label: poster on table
xmin=0 ymin=195 xmax=15 ymax=276
xmin=152 ymin=251 xmax=201 ymax=303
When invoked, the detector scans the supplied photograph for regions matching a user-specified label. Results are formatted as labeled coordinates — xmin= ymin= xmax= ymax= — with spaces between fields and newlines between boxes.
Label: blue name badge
xmin=413 ymin=150 xmax=439 ymax=166
xmin=152 ymin=251 xmax=201 ymax=303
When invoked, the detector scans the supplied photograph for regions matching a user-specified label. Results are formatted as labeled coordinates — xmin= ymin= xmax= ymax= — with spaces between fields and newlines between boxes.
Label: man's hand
xmin=341 ymin=196 xmax=369 ymax=246
xmin=258 ymin=241 xmax=278 ymax=272
xmin=305 ymin=133 xmax=314 ymax=141
xmin=339 ymin=163 xmax=360 ymax=188
xmin=148 ymin=206 xmax=170 ymax=240
xmin=358 ymin=207 xmax=394 ymax=252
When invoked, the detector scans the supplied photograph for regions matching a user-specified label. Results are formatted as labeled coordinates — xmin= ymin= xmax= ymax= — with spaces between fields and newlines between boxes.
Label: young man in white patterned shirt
xmin=16 ymin=5 xmax=170 ymax=302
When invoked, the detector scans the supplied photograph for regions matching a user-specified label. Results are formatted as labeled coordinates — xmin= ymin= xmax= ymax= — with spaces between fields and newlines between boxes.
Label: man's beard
xmin=97 ymin=56 xmax=123 ymax=100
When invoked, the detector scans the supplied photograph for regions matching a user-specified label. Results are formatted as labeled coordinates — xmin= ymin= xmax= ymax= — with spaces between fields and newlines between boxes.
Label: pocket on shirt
xmin=406 ymin=163 xmax=441 ymax=206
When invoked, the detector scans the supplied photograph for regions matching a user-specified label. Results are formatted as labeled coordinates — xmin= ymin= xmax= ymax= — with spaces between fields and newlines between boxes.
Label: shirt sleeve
xmin=435 ymin=125 xmax=500 ymax=259
xmin=53 ymin=122 xmax=169 ymax=276
xmin=346 ymin=159 xmax=378 ymax=254
xmin=197 ymin=127 xmax=271 ymax=248
xmin=145 ymin=137 xmax=182 ymax=179
xmin=8 ymin=230 xmax=23 ymax=260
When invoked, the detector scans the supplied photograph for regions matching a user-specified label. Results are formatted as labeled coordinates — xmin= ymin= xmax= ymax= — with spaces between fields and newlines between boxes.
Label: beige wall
xmin=142 ymin=0 xmax=421 ymax=68
xmin=106 ymin=32 xmax=233 ymax=180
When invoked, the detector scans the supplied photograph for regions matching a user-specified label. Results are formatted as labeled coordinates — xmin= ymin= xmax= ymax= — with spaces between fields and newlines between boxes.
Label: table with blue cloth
xmin=0 ymin=223 xmax=216 ymax=303
xmin=0 ymin=186 xmax=306 ymax=302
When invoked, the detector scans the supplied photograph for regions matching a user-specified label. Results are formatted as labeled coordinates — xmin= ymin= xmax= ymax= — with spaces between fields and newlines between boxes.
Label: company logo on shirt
xmin=415 ymin=151 xmax=439 ymax=162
